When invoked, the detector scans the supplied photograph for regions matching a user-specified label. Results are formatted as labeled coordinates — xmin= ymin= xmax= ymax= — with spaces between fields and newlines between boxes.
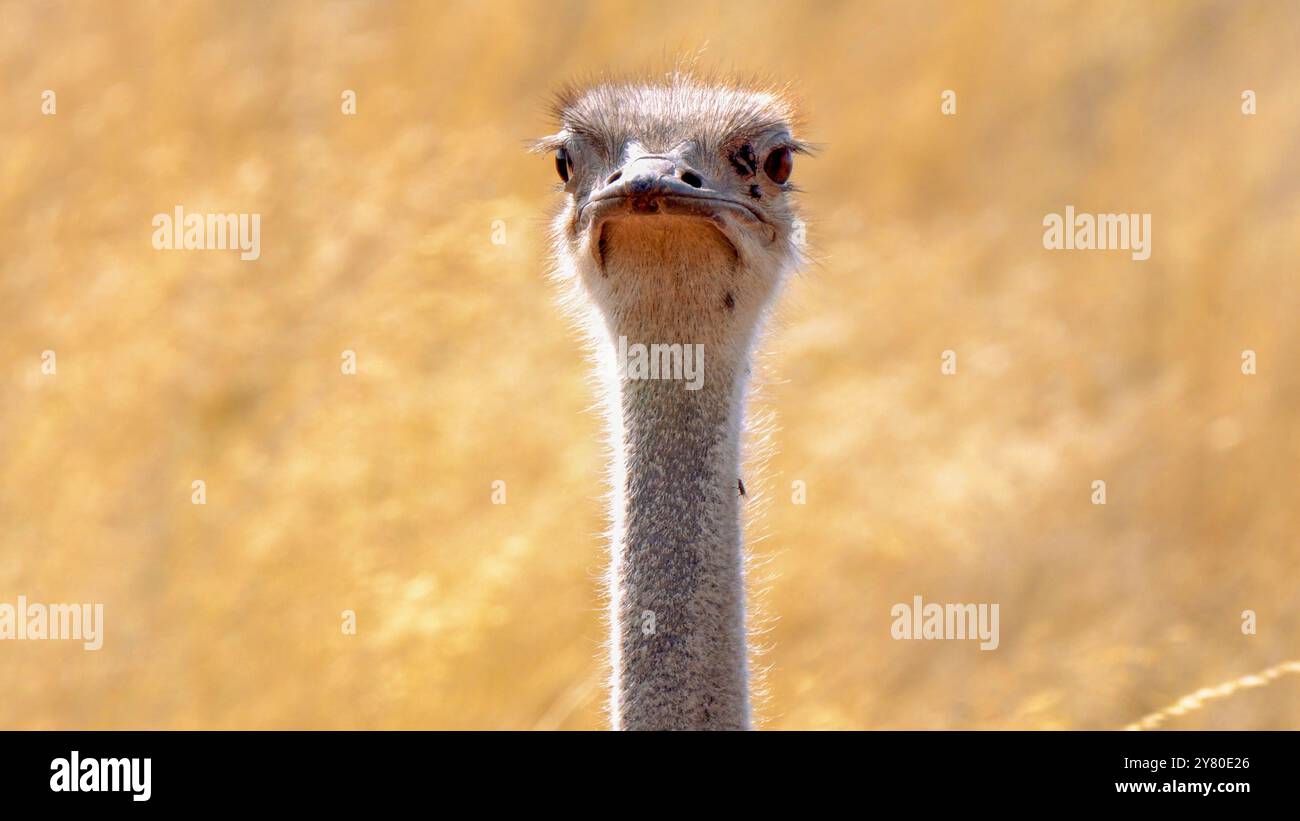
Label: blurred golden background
xmin=1 ymin=0 xmax=1297 ymax=729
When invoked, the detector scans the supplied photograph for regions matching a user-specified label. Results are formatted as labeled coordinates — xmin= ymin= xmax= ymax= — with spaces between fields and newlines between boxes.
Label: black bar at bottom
xmin=0 ymin=730 xmax=1288 ymax=808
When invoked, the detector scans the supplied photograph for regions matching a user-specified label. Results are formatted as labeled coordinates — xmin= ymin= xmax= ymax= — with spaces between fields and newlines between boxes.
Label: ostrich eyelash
xmin=529 ymin=133 xmax=569 ymax=154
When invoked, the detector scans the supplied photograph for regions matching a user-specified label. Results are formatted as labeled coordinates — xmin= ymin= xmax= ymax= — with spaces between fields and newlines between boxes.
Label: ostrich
xmin=537 ymin=75 xmax=809 ymax=730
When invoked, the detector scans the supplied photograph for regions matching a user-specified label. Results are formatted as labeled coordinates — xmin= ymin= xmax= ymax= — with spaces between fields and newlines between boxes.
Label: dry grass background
xmin=1 ymin=0 xmax=1297 ymax=729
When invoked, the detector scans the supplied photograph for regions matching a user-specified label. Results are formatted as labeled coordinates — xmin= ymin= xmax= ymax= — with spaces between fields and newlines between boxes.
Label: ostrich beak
xmin=578 ymin=156 xmax=775 ymax=265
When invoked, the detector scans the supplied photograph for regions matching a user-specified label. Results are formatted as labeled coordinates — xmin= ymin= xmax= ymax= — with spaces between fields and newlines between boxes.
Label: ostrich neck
xmin=606 ymin=324 xmax=753 ymax=730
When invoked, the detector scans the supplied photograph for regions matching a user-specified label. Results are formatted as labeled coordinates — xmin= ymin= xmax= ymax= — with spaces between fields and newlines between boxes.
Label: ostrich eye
xmin=555 ymin=148 xmax=571 ymax=183
xmin=764 ymin=146 xmax=793 ymax=185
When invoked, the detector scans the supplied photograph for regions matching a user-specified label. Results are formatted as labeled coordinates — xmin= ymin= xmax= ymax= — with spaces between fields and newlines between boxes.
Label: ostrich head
xmin=536 ymin=74 xmax=812 ymax=730
xmin=538 ymin=76 xmax=810 ymax=344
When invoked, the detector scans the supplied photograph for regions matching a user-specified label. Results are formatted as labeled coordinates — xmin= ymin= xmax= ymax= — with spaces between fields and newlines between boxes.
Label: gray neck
xmin=607 ymin=344 xmax=751 ymax=730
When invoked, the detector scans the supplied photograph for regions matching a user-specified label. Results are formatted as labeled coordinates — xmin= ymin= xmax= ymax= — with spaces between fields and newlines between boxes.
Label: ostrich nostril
xmin=680 ymin=171 xmax=704 ymax=188
xmin=606 ymin=170 xmax=623 ymax=185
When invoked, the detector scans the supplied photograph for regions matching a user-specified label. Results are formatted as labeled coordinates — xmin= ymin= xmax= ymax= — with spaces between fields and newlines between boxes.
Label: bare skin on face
xmin=539 ymin=73 xmax=810 ymax=730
